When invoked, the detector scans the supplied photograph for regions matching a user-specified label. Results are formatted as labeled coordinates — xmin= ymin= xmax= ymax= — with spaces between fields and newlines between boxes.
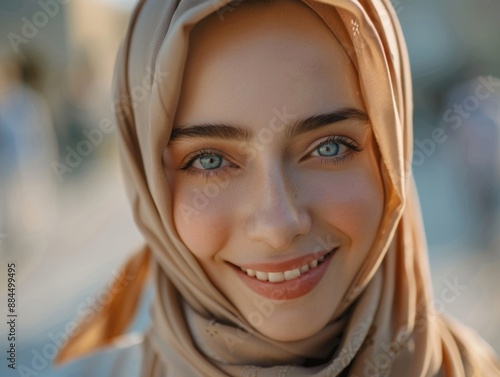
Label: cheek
xmin=172 ymin=181 xmax=234 ymax=261
xmin=309 ymin=165 xmax=384 ymax=248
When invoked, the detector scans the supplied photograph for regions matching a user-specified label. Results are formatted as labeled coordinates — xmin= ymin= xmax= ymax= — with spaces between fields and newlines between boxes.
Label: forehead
xmin=174 ymin=0 xmax=363 ymax=130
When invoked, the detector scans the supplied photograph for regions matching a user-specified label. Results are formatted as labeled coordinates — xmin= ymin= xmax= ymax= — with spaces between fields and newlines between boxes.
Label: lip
xmin=230 ymin=248 xmax=338 ymax=300
xmin=233 ymin=249 xmax=335 ymax=273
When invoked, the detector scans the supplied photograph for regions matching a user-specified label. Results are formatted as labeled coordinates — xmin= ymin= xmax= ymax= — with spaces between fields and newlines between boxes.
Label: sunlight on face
xmin=162 ymin=0 xmax=385 ymax=341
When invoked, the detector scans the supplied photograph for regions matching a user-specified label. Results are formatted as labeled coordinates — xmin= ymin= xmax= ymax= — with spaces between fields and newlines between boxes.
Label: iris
xmin=317 ymin=142 xmax=340 ymax=157
xmin=199 ymin=154 xmax=223 ymax=170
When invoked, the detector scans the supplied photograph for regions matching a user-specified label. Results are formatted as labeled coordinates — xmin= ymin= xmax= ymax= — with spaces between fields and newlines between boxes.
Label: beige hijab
xmin=55 ymin=0 xmax=500 ymax=375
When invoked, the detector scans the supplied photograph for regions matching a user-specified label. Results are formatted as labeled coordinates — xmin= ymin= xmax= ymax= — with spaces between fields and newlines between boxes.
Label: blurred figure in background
xmin=0 ymin=49 xmax=58 ymax=281
xmin=440 ymin=77 xmax=500 ymax=252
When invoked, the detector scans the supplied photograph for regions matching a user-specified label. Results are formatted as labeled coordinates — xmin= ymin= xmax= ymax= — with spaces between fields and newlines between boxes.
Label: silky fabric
xmin=55 ymin=0 xmax=500 ymax=376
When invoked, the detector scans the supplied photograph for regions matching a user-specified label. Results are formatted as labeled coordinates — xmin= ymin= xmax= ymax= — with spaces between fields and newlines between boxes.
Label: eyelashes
xmin=176 ymin=135 xmax=363 ymax=180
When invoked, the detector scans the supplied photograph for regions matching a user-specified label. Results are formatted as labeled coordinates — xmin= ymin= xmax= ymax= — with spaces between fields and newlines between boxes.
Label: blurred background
xmin=0 ymin=0 xmax=499 ymax=375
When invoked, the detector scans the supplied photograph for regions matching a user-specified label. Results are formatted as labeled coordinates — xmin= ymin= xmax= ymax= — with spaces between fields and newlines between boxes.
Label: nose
xmin=245 ymin=165 xmax=311 ymax=251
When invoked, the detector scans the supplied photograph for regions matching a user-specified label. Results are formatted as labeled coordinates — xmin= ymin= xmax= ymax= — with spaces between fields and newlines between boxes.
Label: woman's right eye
xmin=191 ymin=154 xmax=228 ymax=170
xmin=177 ymin=149 xmax=235 ymax=178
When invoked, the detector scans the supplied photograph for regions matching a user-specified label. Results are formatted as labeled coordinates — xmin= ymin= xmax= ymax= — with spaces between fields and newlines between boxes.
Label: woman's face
xmin=163 ymin=0 xmax=385 ymax=341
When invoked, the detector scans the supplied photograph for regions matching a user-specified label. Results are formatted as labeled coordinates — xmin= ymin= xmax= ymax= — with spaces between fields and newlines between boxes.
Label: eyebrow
xmin=167 ymin=107 xmax=369 ymax=145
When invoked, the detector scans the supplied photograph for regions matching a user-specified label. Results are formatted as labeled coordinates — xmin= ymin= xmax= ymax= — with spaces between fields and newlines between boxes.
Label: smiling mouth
xmin=236 ymin=249 xmax=336 ymax=283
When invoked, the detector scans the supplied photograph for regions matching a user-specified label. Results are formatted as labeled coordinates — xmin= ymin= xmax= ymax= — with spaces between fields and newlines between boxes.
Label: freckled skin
xmin=163 ymin=0 xmax=385 ymax=341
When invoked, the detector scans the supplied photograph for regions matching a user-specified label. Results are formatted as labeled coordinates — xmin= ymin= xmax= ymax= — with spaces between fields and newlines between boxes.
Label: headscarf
xmin=55 ymin=0 xmax=500 ymax=375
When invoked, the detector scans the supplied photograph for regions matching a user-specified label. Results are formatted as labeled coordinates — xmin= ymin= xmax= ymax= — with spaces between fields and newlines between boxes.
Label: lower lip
xmin=232 ymin=250 xmax=336 ymax=300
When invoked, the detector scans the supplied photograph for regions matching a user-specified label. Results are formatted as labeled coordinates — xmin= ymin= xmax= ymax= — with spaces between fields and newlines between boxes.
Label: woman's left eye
xmin=309 ymin=135 xmax=362 ymax=160
xmin=311 ymin=140 xmax=343 ymax=157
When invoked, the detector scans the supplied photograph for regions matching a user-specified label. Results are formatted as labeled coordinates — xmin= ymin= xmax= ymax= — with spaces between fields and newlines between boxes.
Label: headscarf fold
xmin=55 ymin=0 xmax=500 ymax=375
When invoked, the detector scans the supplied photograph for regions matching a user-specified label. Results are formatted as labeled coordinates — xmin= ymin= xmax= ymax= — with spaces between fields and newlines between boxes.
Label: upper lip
xmin=229 ymin=248 xmax=338 ymax=273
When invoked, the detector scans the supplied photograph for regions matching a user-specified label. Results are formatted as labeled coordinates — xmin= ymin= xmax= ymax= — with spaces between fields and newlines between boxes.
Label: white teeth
xmin=299 ymin=264 xmax=310 ymax=274
xmin=268 ymin=272 xmax=285 ymax=283
xmin=240 ymin=251 xmax=334 ymax=283
xmin=284 ymin=269 xmax=301 ymax=281
xmin=256 ymin=271 xmax=268 ymax=281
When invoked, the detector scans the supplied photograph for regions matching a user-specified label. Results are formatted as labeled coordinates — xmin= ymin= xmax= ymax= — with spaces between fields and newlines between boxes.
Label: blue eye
xmin=308 ymin=136 xmax=362 ymax=164
xmin=195 ymin=154 xmax=223 ymax=170
xmin=316 ymin=142 xmax=340 ymax=157
xmin=178 ymin=149 xmax=232 ymax=176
